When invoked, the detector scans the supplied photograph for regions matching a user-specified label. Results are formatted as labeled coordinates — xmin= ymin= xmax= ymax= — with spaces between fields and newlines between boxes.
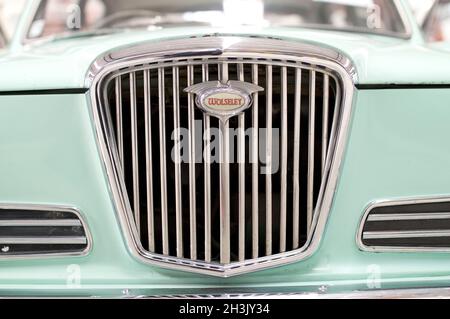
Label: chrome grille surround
xmin=88 ymin=37 xmax=356 ymax=277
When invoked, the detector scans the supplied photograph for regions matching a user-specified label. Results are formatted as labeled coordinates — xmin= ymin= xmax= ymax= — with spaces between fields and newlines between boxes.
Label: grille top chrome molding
xmin=0 ymin=204 xmax=92 ymax=259
xmin=88 ymin=37 xmax=356 ymax=277
xmin=357 ymin=196 xmax=450 ymax=253
xmin=86 ymin=36 xmax=358 ymax=86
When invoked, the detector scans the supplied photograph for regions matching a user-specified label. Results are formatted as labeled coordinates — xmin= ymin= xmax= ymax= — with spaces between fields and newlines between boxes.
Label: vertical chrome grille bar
xmin=265 ymin=65 xmax=273 ymax=256
xmin=292 ymin=68 xmax=302 ymax=249
xmin=307 ymin=70 xmax=316 ymax=230
xmin=115 ymin=76 xmax=124 ymax=169
xmin=158 ymin=67 xmax=169 ymax=255
xmin=251 ymin=64 xmax=259 ymax=259
xmin=130 ymin=72 xmax=140 ymax=235
xmin=219 ymin=62 xmax=230 ymax=264
xmin=144 ymin=70 xmax=155 ymax=252
xmin=202 ymin=63 xmax=212 ymax=262
xmin=237 ymin=63 xmax=246 ymax=262
xmin=187 ymin=65 xmax=197 ymax=260
xmin=322 ymin=74 xmax=329 ymax=174
xmin=173 ymin=66 xmax=183 ymax=258
xmin=279 ymin=66 xmax=288 ymax=253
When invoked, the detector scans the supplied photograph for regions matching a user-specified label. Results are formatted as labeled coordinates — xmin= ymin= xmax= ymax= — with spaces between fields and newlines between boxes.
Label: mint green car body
xmin=1 ymin=0 xmax=450 ymax=297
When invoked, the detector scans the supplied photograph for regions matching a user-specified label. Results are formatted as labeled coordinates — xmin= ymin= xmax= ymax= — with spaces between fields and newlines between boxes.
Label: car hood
xmin=1 ymin=26 xmax=450 ymax=91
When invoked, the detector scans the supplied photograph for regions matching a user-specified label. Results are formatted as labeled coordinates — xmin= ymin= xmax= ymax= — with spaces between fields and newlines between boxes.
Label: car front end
xmin=1 ymin=0 xmax=450 ymax=298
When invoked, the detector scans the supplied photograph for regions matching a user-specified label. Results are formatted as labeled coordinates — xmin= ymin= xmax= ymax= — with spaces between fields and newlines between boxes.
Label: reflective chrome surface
xmin=89 ymin=37 xmax=355 ymax=277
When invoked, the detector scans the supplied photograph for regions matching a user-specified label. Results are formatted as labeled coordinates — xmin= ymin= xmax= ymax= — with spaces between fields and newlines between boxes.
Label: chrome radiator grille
xmin=101 ymin=56 xmax=341 ymax=266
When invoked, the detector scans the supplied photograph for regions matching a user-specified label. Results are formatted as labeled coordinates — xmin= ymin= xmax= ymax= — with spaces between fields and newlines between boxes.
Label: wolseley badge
xmin=184 ymin=80 xmax=264 ymax=122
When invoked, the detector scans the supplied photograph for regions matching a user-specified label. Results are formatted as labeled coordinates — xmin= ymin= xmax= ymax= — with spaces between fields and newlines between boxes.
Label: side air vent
xmin=359 ymin=199 xmax=450 ymax=251
xmin=0 ymin=206 xmax=90 ymax=256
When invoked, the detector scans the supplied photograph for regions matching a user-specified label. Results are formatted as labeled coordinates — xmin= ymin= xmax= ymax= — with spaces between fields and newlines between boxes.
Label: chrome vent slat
xmin=0 ymin=237 xmax=87 ymax=245
xmin=363 ymin=230 xmax=450 ymax=240
xmin=103 ymin=55 xmax=340 ymax=268
xmin=368 ymin=212 xmax=450 ymax=221
xmin=0 ymin=219 xmax=81 ymax=227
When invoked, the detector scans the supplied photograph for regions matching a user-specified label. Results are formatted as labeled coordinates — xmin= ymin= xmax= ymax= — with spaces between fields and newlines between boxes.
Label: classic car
xmin=1 ymin=0 xmax=450 ymax=299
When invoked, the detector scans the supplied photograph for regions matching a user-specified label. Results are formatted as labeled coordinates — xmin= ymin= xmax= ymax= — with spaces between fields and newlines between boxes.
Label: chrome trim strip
xmin=0 ymin=204 xmax=92 ymax=259
xmin=5 ymin=286 xmax=450 ymax=299
xmin=357 ymin=197 xmax=450 ymax=253
xmin=141 ymin=287 xmax=450 ymax=299
xmin=0 ymin=220 xmax=82 ymax=227
xmin=86 ymin=37 xmax=358 ymax=86
xmin=88 ymin=37 xmax=355 ymax=277
xmin=0 ymin=237 xmax=87 ymax=245
xmin=368 ymin=212 xmax=450 ymax=221
xmin=363 ymin=230 xmax=450 ymax=240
